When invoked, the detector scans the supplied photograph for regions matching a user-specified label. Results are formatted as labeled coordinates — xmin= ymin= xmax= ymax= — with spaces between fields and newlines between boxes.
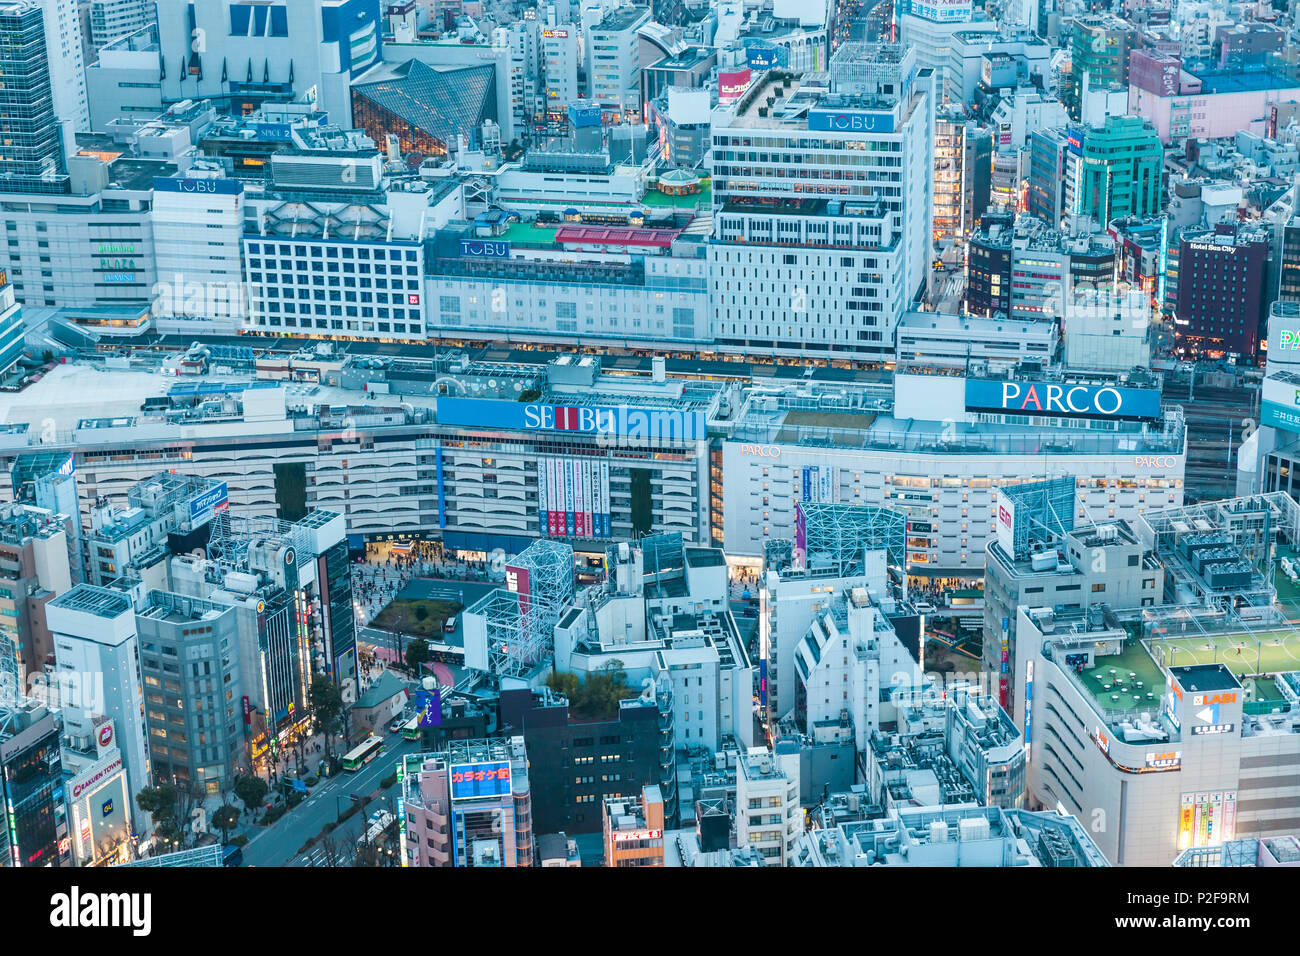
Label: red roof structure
xmin=553 ymin=226 xmax=680 ymax=248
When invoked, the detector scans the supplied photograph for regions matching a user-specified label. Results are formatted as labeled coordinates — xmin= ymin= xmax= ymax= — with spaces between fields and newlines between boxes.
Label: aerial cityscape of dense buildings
xmin=0 ymin=1 xmax=1295 ymax=910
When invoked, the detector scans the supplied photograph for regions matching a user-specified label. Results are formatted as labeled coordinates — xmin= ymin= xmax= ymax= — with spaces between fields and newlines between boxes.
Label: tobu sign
xmin=459 ymin=239 xmax=510 ymax=258
xmin=153 ymin=176 xmax=243 ymax=195
xmin=807 ymin=109 xmax=895 ymax=134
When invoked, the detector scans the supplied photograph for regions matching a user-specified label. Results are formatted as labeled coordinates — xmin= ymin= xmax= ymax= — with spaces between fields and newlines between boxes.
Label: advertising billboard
xmin=995 ymin=490 xmax=1016 ymax=558
xmin=505 ymin=563 xmax=531 ymax=615
xmin=1261 ymin=376 xmax=1300 ymax=434
xmin=744 ymin=42 xmax=787 ymax=69
xmin=1179 ymin=791 xmax=1237 ymax=850
xmin=440 ymin=397 xmax=706 ymax=442
xmin=188 ymin=481 xmax=230 ymax=528
xmin=964 ymin=379 xmax=1162 ymax=421
xmin=449 ymin=761 xmax=512 ymax=800
xmin=718 ymin=68 xmax=752 ymax=105
xmin=416 ymin=688 xmax=442 ymax=727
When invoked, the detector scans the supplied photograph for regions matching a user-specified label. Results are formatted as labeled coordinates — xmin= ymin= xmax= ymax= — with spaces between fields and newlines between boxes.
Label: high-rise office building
xmin=1277 ymin=217 xmax=1300 ymax=303
xmin=0 ymin=270 xmax=24 ymax=377
xmin=707 ymin=42 xmax=933 ymax=362
xmin=0 ymin=699 xmax=69 ymax=867
xmin=1065 ymin=116 xmax=1163 ymax=227
xmin=1069 ymin=14 xmax=1137 ymax=115
xmin=133 ymin=590 xmax=243 ymax=794
xmin=584 ymin=4 xmax=650 ymax=122
xmin=0 ymin=1 xmax=72 ymax=192
xmin=86 ymin=0 xmax=154 ymax=51
xmin=44 ymin=585 xmax=150 ymax=814
xmin=933 ymin=111 xmax=992 ymax=250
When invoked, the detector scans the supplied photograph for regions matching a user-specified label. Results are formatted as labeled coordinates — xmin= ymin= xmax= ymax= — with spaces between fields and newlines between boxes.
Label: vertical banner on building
xmin=1179 ymin=794 xmax=1194 ymax=851
xmin=435 ymin=446 xmax=446 ymax=529
xmin=565 ymin=460 xmax=576 ymax=537
xmin=583 ymin=461 xmax=594 ymax=538
xmin=573 ymin=459 xmax=585 ymax=537
xmin=550 ymin=459 xmax=563 ymax=536
xmin=537 ymin=459 xmax=549 ymax=534
xmin=794 ymin=502 xmax=806 ymax=570
xmin=801 ymin=466 xmax=811 ymax=504
xmin=506 ymin=564 xmax=531 ymax=615
xmin=600 ymin=461 xmax=611 ymax=537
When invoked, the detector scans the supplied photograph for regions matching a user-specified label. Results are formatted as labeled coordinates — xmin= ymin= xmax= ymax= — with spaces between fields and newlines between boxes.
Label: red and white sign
xmin=98 ymin=724 xmax=114 ymax=748
xmin=612 ymin=828 xmax=663 ymax=842
xmin=71 ymin=756 xmax=123 ymax=800
xmin=718 ymin=68 xmax=752 ymax=106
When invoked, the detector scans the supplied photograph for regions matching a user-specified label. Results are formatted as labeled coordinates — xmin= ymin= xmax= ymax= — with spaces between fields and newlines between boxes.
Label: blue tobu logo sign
xmin=808 ymin=109 xmax=895 ymax=134
xmin=459 ymin=240 xmax=510 ymax=259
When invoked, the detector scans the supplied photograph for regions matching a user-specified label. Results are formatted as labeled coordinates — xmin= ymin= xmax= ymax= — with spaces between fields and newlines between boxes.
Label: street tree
xmin=233 ymin=774 xmax=269 ymax=814
xmin=213 ymin=804 xmax=240 ymax=843
xmin=309 ymin=673 xmax=346 ymax=757
xmin=136 ymin=784 xmax=178 ymax=825
xmin=405 ymin=638 xmax=430 ymax=673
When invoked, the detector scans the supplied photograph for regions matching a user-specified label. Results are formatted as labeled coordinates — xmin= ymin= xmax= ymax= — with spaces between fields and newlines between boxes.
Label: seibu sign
xmin=965 ymin=378 xmax=1162 ymax=421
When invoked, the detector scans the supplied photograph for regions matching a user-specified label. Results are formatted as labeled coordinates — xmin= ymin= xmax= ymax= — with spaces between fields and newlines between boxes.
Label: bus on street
xmin=341 ymin=735 xmax=386 ymax=771
xmin=402 ymin=716 xmax=421 ymax=741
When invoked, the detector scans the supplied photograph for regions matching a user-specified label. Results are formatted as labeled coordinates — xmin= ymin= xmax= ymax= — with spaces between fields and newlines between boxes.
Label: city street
xmin=356 ymin=577 xmax=497 ymax=660
xmin=241 ymin=733 xmax=421 ymax=867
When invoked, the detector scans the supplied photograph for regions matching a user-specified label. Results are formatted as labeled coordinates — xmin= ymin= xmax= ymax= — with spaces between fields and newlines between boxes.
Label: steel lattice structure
xmin=476 ymin=539 xmax=575 ymax=678
xmin=800 ymin=502 xmax=906 ymax=576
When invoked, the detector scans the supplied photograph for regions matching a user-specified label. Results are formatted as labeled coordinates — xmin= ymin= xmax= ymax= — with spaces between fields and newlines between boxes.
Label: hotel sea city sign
xmin=807 ymin=108 xmax=895 ymax=134
xmin=438 ymin=397 xmax=706 ymax=442
xmin=964 ymin=379 xmax=1162 ymax=421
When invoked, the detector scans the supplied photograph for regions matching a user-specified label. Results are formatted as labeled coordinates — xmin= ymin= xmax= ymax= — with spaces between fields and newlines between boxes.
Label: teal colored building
xmin=1068 ymin=116 xmax=1163 ymax=227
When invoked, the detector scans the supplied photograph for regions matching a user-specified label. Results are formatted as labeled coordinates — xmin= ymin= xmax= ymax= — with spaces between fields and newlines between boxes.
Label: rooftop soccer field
xmin=1151 ymin=631 xmax=1300 ymax=677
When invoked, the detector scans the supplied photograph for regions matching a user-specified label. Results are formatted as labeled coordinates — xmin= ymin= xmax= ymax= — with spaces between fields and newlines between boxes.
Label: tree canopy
xmin=546 ymin=661 xmax=636 ymax=720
